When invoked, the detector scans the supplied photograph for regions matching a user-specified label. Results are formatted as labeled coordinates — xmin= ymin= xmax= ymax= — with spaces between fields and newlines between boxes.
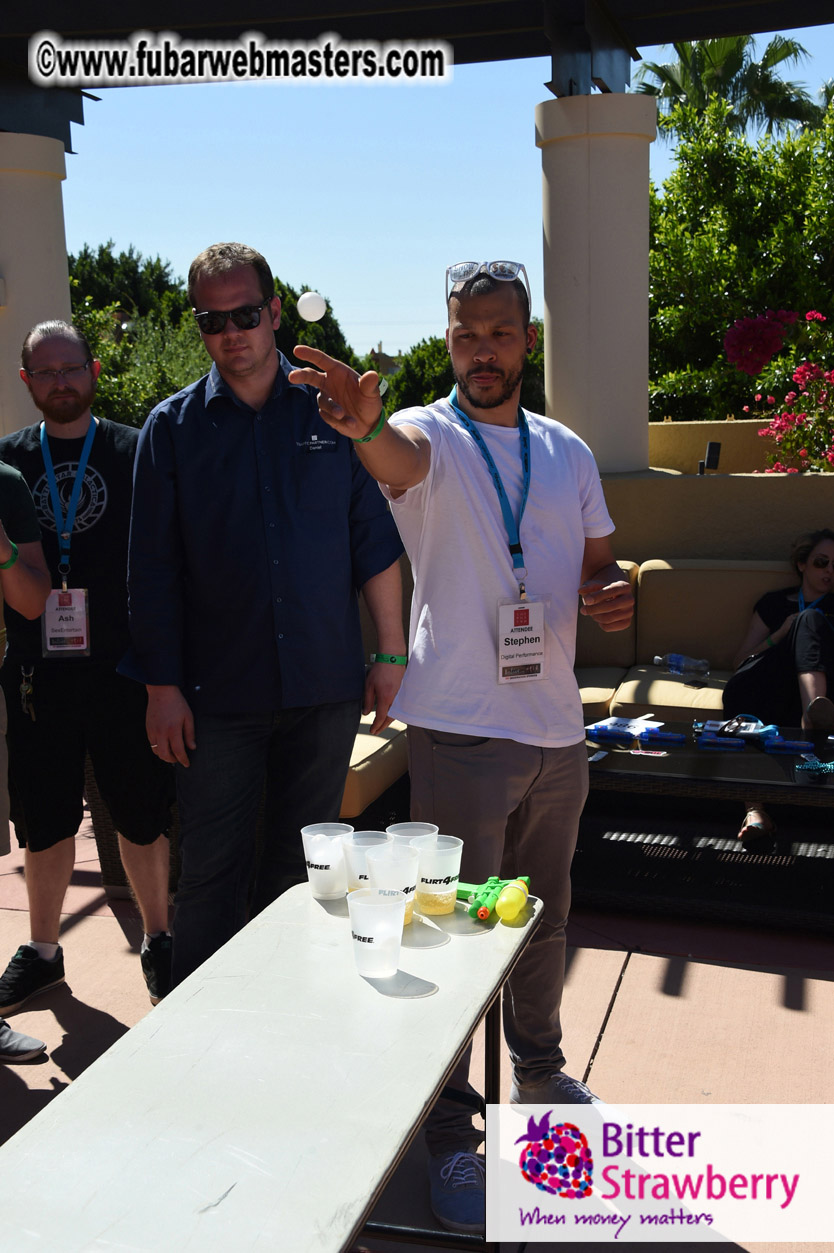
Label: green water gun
xmin=457 ymin=875 xmax=531 ymax=921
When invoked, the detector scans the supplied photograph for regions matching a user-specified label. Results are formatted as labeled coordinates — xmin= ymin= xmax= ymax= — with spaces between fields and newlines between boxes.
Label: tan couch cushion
xmin=576 ymin=666 xmax=629 ymax=721
xmin=610 ymin=666 xmax=732 ymax=721
xmin=339 ymin=713 xmax=408 ymax=819
xmin=349 ymin=552 xmax=413 ymax=812
xmin=635 ymin=559 xmax=794 ymax=671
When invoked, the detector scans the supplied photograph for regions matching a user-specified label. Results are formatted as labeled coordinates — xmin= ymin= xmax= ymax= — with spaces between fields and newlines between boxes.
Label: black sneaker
xmin=141 ymin=934 xmax=173 ymax=1005
xmin=0 ymin=945 xmax=65 ymax=1014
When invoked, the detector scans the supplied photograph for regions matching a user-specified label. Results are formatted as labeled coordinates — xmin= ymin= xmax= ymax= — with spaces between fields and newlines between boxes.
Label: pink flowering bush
xmin=724 ymin=309 xmax=798 ymax=376
xmin=724 ymin=310 xmax=834 ymax=472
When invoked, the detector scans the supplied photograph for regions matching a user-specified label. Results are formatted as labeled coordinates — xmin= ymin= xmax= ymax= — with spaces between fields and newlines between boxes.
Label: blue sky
xmin=61 ymin=24 xmax=834 ymax=358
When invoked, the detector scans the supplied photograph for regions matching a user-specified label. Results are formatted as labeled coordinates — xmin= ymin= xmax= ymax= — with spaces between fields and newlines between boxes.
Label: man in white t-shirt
xmin=290 ymin=261 xmax=633 ymax=1234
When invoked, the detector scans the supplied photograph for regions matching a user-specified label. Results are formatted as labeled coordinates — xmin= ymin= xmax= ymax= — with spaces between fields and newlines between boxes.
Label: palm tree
xmin=818 ymin=79 xmax=834 ymax=113
xmin=634 ymin=35 xmax=824 ymax=139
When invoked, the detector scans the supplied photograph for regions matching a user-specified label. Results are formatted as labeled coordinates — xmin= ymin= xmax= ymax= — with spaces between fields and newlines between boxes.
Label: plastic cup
xmin=346 ymin=887 xmax=406 ymax=977
xmin=366 ymin=842 xmax=420 ymax=926
xmin=342 ymin=831 xmax=392 ymax=892
xmin=411 ymin=834 xmax=463 ymax=916
xmin=300 ymin=823 xmax=352 ymax=899
xmin=385 ymin=821 xmax=439 ymax=846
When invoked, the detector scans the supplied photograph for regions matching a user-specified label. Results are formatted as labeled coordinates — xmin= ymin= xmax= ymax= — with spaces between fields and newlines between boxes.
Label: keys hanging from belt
xmin=19 ymin=666 xmax=35 ymax=721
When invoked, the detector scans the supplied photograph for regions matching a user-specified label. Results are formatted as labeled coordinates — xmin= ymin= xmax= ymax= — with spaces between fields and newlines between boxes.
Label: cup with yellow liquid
xmin=411 ymin=834 xmax=463 ymax=916
xmin=366 ymin=842 xmax=419 ymax=926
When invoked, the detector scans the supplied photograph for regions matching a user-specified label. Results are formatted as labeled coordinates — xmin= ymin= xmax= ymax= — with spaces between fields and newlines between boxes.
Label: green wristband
xmin=0 ymin=541 xmax=18 ymax=570
xmin=766 ymin=635 xmax=775 ymax=648
xmin=353 ymin=410 xmax=387 ymax=444
xmin=371 ymin=652 xmax=407 ymax=665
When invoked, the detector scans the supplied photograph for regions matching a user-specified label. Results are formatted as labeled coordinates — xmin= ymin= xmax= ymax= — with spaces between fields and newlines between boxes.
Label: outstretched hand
xmin=289 ymin=346 xmax=384 ymax=441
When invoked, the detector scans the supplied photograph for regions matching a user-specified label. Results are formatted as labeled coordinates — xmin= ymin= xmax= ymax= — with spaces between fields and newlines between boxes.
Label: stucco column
xmin=536 ymin=95 xmax=656 ymax=472
xmin=0 ymin=133 xmax=71 ymax=437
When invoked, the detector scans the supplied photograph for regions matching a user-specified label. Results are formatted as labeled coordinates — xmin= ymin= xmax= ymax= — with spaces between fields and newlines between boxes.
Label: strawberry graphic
xmin=517 ymin=1115 xmax=593 ymax=1198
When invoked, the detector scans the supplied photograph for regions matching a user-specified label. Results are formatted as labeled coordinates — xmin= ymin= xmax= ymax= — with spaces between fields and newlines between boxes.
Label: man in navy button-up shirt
xmin=124 ymin=242 xmax=405 ymax=985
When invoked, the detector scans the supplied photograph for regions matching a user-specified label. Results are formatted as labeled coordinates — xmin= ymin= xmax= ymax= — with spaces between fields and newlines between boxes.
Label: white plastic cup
xmin=342 ymin=831 xmax=392 ymax=892
xmin=411 ymin=834 xmax=463 ymax=916
xmin=300 ymin=823 xmax=352 ymax=899
xmin=366 ymin=842 xmax=420 ymax=926
xmin=385 ymin=821 xmax=440 ymax=846
xmin=346 ymin=887 xmax=406 ymax=977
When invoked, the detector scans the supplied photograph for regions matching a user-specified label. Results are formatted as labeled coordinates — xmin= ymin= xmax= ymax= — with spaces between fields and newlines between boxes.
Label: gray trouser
xmin=407 ymin=727 xmax=589 ymax=1153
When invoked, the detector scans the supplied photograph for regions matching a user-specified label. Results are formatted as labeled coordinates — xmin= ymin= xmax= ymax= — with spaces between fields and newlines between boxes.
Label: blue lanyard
xmin=40 ymin=418 xmax=97 ymax=586
xmin=447 ymin=386 xmax=531 ymax=590
xmin=798 ymin=589 xmax=825 ymax=613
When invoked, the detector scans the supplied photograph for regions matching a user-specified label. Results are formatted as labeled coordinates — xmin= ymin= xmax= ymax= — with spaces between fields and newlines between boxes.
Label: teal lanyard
xmin=40 ymin=418 xmax=97 ymax=588
xmin=447 ymin=386 xmax=531 ymax=591
xmin=798 ymin=589 xmax=824 ymax=613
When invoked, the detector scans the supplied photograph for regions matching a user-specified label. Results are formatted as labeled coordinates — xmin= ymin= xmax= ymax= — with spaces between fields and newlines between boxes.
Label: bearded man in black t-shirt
xmin=0 ymin=321 xmax=175 ymax=1019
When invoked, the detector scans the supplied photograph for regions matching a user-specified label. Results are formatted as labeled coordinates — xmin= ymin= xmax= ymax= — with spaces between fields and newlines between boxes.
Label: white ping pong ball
xmin=297 ymin=291 xmax=327 ymax=321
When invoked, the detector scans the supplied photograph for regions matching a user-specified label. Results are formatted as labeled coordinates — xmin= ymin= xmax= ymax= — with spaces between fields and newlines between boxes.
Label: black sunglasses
xmin=193 ymin=298 xmax=273 ymax=336
xmin=811 ymin=555 xmax=834 ymax=570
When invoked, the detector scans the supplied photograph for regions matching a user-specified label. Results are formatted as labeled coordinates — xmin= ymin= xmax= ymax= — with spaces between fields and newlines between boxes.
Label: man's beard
xmin=33 ymin=384 xmax=94 ymax=425
xmin=454 ymin=362 xmax=525 ymax=410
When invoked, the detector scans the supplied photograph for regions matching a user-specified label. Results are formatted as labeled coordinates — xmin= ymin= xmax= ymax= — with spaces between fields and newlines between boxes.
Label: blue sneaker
xmin=428 ymin=1149 xmax=485 ymax=1234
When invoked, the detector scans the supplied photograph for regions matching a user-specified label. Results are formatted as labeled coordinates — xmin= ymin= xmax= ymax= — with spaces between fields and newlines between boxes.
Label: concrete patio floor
xmin=0 ymin=808 xmax=831 ymax=1253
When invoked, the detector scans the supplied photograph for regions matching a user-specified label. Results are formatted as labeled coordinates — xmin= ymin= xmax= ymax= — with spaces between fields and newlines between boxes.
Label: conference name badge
xmin=497 ymin=598 xmax=547 ymax=683
xmin=41 ymin=588 xmax=91 ymax=656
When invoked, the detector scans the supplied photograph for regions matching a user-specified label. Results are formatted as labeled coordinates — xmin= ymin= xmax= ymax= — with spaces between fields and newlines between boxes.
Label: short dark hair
xmin=790 ymin=528 xmax=834 ymax=575
xmin=21 ymin=320 xmax=92 ymax=369
xmin=188 ymin=242 xmax=274 ymax=306
xmin=447 ymin=273 xmax=530 ymax=327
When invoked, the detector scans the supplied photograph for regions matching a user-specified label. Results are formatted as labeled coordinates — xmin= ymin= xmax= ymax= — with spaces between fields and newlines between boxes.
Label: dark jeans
xmin=724 ymin=608 xmax=834 ymax=726
xmin=172 ymin=699 xmax=360 ymax=986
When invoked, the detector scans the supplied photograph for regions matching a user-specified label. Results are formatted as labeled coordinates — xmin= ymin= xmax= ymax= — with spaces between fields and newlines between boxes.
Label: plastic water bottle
xmin=653 ymin=653 xmax=710 ymax=679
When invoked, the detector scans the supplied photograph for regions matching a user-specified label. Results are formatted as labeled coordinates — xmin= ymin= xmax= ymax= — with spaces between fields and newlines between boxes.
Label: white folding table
xmin=0 ymin=884 xmax=542 ymax=1252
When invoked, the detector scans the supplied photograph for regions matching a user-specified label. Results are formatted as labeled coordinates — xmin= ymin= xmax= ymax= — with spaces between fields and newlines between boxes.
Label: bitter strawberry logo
xmin=516 ymin=1112 xmax=593 ymax=1198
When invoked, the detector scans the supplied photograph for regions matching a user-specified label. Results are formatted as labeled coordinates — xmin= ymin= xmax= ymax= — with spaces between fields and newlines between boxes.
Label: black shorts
xmin=1 ymin=661 xmax=175 ymax=853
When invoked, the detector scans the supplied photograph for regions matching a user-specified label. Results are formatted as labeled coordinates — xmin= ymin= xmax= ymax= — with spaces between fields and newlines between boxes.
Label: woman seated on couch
xmin=723 ymin=527 xmax=834 ymax=843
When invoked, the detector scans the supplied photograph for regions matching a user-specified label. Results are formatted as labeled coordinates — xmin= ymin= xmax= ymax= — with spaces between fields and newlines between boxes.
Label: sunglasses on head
xmin=811 ymin=555 xmax=834 ymax=570
xmin=193 ymin=297 xmax=273 ymax=336
xmin=445 ymin=260 xmax=532 ymax=310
